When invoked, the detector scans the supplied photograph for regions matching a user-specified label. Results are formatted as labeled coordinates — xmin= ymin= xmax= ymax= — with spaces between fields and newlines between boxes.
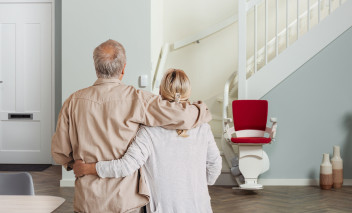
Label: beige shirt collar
xmin=93 ymin=78 xmax=123 ymax=86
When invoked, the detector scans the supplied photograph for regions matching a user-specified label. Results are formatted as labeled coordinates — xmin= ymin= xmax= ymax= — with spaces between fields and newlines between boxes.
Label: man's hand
xmin=73 ymin=160 xmax=98 ymax=178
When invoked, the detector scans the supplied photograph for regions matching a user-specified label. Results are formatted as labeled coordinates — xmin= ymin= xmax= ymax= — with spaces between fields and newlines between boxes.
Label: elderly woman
xmin=73 ymin=69 xmax=222 ymax=213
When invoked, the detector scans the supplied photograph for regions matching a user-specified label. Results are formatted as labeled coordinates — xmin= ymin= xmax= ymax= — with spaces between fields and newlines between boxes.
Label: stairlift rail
xmin=222 ymin=72 xmax=236 ymax=131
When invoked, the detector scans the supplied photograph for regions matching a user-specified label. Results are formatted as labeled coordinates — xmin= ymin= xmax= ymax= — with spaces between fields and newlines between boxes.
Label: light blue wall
xmin=61 ymin=0 xmax=151 ymax=101
xmin=262 ymin=27 xmax=352 ymax=179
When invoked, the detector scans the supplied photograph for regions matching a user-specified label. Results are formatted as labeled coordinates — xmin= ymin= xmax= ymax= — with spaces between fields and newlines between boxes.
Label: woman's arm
xmin=204 ymin=124 xmax=222 ymax=185
xmin=73 ymin=127 xmax=152 ymax=178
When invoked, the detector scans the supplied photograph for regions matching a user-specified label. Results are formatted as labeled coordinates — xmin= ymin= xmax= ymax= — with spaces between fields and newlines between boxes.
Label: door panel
xmin=0 ymin=2 xmax=53 ymax=164
xmin=0 ymin=23 xmax=16 ymax=112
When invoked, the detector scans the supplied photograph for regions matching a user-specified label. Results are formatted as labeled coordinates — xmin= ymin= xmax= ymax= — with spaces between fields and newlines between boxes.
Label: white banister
xmin=238 ymin=0 xmax=247 ymax=99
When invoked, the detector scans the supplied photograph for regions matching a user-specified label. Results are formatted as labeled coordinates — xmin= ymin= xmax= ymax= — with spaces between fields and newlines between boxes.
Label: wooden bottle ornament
xmin=331 ymin=146 xmax=343 ymax=189
xmin=320 ymin=153 xmax=333 ymax=190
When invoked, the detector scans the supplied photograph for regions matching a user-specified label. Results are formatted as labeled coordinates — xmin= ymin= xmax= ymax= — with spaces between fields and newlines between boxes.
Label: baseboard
xmin=60 ymin=179 xmax=75 ymax=187
xmin=59 ymin=176 xmax=352 ymax=187
xmin=213 ymin=173 xmax=352 ymax=186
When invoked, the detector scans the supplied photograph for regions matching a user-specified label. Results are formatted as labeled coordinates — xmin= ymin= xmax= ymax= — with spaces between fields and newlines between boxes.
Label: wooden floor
xmin=29 ymin=166 xmax=352 ymax=213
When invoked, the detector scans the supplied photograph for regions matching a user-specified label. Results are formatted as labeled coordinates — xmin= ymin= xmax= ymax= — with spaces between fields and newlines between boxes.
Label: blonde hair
xmin=160 ymin=69 xmax=191 ymax=137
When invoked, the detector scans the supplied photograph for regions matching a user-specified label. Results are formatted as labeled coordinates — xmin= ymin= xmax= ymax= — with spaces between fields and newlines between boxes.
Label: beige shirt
xmin=51 ymin=78 xmax=212 ymax=213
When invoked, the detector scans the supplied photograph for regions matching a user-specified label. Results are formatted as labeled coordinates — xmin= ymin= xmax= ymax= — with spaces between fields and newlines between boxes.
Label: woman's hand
xmin=73 ymin=160 xmax=98 ymax=178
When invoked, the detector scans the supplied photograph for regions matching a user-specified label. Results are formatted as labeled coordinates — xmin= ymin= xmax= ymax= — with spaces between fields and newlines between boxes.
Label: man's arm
xmin=51 ymin=95 xmax=74 ymax=170
xmin=139 ymin=90 xmax=212 ymax=129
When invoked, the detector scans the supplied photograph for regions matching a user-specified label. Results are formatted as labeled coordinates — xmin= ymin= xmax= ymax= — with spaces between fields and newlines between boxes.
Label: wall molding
xmin=214 ymin=173 xmax=352 ymax=186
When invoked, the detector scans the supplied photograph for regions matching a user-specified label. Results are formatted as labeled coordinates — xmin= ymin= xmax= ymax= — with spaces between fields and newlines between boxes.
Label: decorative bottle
xmin=331 ymin=146 xmax=343 ymax=189
xmin=320 ymin=153 xmax=333 ymax=190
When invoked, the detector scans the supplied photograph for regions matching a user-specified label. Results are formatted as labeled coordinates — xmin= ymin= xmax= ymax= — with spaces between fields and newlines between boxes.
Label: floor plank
xmin=28 ymin=166 xmax=352 ymax=212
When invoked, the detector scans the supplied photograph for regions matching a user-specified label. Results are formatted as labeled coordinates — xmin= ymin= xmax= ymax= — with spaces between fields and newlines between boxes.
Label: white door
xmin=0 ymin=1 xmax=53 ymax=164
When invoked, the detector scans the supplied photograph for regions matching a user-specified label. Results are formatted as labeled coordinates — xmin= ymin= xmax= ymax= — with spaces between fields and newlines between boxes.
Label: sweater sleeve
xmin=96 ymin=127 xmax=152 ymax=178
xmin=205 ymin=124 xmax=222 ymax=185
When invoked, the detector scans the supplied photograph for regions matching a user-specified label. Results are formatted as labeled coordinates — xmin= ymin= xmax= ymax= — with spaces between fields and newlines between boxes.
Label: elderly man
xmin=51 ymin=39 xmax=211 ymax=213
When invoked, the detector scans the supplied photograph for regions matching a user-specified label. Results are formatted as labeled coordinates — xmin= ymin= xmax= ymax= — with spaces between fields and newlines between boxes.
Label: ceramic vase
xmin=320 ymin=153 xmax=333 ymax=190
xmin=331 ymin=146 xmax=343 ymax=189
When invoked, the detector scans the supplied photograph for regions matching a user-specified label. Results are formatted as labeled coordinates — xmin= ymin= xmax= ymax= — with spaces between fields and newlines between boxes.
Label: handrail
xmin=173 ymin=15 xmax=238 ymax=50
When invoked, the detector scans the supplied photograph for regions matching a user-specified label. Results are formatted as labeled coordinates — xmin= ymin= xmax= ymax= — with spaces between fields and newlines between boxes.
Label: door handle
xmin=0 ymin=81 xmax=3 ymax=83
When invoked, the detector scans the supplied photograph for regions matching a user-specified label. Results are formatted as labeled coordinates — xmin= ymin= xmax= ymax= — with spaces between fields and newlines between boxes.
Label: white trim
xmin=50 ymin=0 xmax=55 ymax=164
xmin=214 ymin=174 xmax=352 ymax=186
xmin=0 ymin=0 xmax=53 ymax=3
xmin=247 ymin=0 xmax=352 ymax=99
xmin=259 ymin=179 xmax=352 ymax=186
xmin=60 ymin=179 xmax=75 ymax=187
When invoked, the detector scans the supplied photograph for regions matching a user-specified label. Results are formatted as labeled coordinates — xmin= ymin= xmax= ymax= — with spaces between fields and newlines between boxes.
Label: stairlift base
xmin=238 ymin=183 xmax=263 ymax=190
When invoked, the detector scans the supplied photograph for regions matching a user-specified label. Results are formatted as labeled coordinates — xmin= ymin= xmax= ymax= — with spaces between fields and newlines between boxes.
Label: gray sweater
xmin=96 ymin=123 xmax=222 ymax=213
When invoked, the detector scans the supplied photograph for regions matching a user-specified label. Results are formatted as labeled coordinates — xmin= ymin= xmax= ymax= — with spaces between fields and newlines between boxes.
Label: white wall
xmin=60 ymin=0 xmax=152 ymax=185
xmin=151 ymin=0 xmax=164 ymax=78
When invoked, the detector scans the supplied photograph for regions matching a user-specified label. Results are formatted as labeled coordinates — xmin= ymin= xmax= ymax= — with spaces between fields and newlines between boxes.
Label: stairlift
xmin=223 ymin=99 xmax=277 ymax=190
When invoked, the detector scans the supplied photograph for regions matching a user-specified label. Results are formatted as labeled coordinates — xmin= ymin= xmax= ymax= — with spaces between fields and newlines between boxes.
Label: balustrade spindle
xmin=265 ymin=0 xmax=268 ymax=64
xmin=276 ymin=0 xmax=279 ymax=56
xmin=297 ymin=0 xmax=300 ymax=39
xmin=307 ymin=0 xmax=310 ymax=31
xmin=254 ymin=5 xmax=258 ymax=73
xmin=286 ymin=0 xmax=289 ymax=47
xmin=318 ymin=0 xmax=321 ymax=22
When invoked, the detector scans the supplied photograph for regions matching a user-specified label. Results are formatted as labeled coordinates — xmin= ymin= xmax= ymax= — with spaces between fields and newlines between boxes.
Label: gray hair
xmin=93 ymin=39 xmax=126 ymax=78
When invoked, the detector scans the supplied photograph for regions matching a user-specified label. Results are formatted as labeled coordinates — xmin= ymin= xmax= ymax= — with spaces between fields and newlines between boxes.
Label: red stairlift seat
xmin=231 ymin=100 xmax=271 ymax=144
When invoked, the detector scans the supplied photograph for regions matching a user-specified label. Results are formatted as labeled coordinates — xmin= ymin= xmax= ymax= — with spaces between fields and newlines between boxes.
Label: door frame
xmin=0 ymin=0 xmax=56 ymax=164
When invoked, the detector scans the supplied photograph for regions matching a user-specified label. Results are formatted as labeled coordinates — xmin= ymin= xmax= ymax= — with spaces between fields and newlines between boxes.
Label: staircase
xmin=151 ymin=0 xmax=352 ymax=183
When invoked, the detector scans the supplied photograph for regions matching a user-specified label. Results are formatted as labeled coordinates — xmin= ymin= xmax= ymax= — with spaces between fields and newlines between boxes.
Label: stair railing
xmin=238 ymin=0 xmax=345 ymax=99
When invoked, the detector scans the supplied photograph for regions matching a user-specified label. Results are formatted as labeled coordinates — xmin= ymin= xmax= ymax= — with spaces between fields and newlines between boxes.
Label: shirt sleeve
xmin=204 ymin=124 xmax=222 ymax=185
xmin=138 ymin=90 xmax=212 ymax=130
xmin=96 ymin=126 xmax=152 ymax=178
xmin=51 ymin=95 xmax=74 ymax=171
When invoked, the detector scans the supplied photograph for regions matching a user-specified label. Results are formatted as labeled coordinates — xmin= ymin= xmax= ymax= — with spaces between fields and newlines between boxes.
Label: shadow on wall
xmin=343 ymin=113 xmax=352 ymax=178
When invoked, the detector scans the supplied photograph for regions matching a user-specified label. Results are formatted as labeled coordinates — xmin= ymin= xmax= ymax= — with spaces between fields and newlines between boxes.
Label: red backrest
xmin=232 ymin=100 xmax=268 ymax=131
